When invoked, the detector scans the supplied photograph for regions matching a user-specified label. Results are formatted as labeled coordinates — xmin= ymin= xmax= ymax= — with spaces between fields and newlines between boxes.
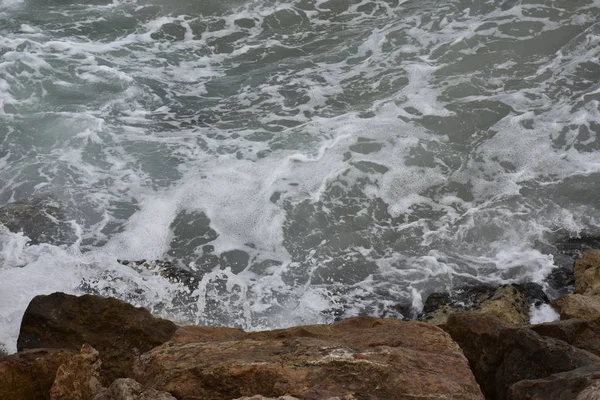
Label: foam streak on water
xmin=1 ymin=0 xmax=600 ymax=351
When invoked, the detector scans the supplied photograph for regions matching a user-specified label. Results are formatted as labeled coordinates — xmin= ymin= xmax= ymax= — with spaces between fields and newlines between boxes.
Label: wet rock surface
xmin=0 ymin=197 xmax=77 ymax=246
xmin=135 ymin=317 xmax=484 ymax=400
xmin=18 ymin=292 xmax=177 ymax=383
xmin=420 ymin=283 xmax=546 ymax=326
xmin=574 ymin=249 xmax=600 ymax=296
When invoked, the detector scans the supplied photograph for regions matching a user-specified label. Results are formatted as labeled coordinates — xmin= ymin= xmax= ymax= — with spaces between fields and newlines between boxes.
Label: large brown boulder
xmin=574 ymin=249 xmax=600 ymax=295
xmin=506 ymin=364 xmax=600 ymax=400
xmin=444 ymin=312 xmax=600 ymax=400
xmin=531 ymin=318 xmax=600 ymax=357
xmin=0 ymin=348 xmax=76 ymax=400
xmin=50 ymin=344 xmax=103 ymax=400
xmin=443 ymin=313 xmax=511 ymax=400
xmin=135 ymin=317 xmax=484 ymax=400
xmin=18 ymin=293 xmax=178 ymax=383
xmin=553 ymin=294 xmax=600 ymax=320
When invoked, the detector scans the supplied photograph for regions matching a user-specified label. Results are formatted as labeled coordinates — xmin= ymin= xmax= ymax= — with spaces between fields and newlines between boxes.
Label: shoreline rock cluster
xmin=2 ymin=250 xmax=600 ymax=399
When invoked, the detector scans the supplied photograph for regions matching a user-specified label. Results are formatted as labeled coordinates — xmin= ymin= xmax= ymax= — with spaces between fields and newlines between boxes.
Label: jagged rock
xmin=531 ymin=318 xmax=600 ymax=357
xmin=0 ymin=348 xmax=76 ymax=400
xmin=478 ymin=285 xmax=530 ymax=326
xmin=135 ymin=317 xmax=484 ymax=400
xmin=553 ymin=294 xmax=600 ymax=320
xmin=443 ymin=313 xmax=509 ymax=400
xmin=18 ymin=293 xmax=177 ymax=384
xmin=0 ymin=196 xmax=77 ymax=246
xmin=506 ymin=364 xmax=600 ymax=400
xmin=50 ymin=344 xmax=103 ymax=400
xmin=496 ymin=329 xmax=600 ymax=399
xmin=91 ymin=378 xmax=176 ymax=400
xmin=421 ymin=284 xmax=540 ymax=326
xmin=575 ymin=249 xmax=600 ymax=295
xmin=444 ymin=312 xmax=600 ymax=400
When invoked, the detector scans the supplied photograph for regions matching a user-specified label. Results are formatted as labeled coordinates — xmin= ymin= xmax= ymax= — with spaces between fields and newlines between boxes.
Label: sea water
xmin=1 ymin=0 xmax=600 ymax=352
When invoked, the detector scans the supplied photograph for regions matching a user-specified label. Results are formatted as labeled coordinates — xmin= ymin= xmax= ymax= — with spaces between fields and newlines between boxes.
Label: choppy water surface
xmin=1 ymin=0 xmax=600 ymax=351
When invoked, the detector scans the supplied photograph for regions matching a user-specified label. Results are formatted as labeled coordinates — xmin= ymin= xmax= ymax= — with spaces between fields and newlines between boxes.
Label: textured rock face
xmin=421 ymin=284 xmax=541 ymax=326
xmin=0 ymin=348 xmax=76 ymax=400
xmin=18 ymin=292 xmax=178 ymax=383
xmin=495 ymin=329 xmax=600 ymax=399
xmin=171 ymin=325 xmax=245 ymax=343
xmin=574 ymin=249 xmax=600 ymax=295
xmin=532 ymin=318 xmax=600 ymax=357
xmin=478 ymin=285 xmax=530 ymax=326
xmin=50 ymin=344 xmax=103 ymax=400
xmin=135 ymin=317 xmax=484 ymax=400
xmin=506 ymin=364 xmax=600 ymax=400
xmin=91 ymin=378 xmax=176 ymax=400
xmin=443 ymin=313 xmax=510 ymax=400
xmin=553 ymin=294 xmax=600 ymax=320
xmin=444 ymin=312 xmax=600 ymax=400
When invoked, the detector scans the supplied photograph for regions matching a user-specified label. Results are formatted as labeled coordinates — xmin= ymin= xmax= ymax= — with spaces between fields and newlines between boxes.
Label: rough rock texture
xmin=18 ymin=293 xmax=178 ymax=383
xmin=553 ymin=294 xmax=600 ymax=320
xmin=532 ymin=318 xmax=600 ymax=357
xmin=50 ymin=344 xmax=103 ymax=400
xmin=0 ymin=348 xmax=76 ymax=400
xmin=0 ymin=197 xmax=76 ymax=246
xmin=234 ymin=397 xmax=356 ymax=400
xmin=506 ymin=364 xmax=600 ymax=400
xmin=420 ymin=284 xmax=542 ymax=326
xmin=495 ymin=329 xmax=600 ymax=399
xmin=444 ymin=312 xmax=600 ymax=400
xmin=443 ymin=313 xmax=509 ymax=400
xmin=478 ymin=285 xmax=530 ymax=326
xmin=574 ymin=249 xmax=600 ymax=295
xmin=135 ymin=316 xmax=484 ymax=400
xmin=171 ymin=325 xmax=245 ymax=343
xmin=91 ymin=378 xmax=176 ymax=400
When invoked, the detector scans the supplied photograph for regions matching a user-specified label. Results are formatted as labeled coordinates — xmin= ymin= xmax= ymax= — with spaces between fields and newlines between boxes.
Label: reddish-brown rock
xmin=18 ymin=292 xmax=178 ymax=383
xmin=134 ymin=317 xmax=484 ymax=400
xmin=50 ymin=344 xmax=103 ymax=400
xmin=0 ymin=348 xmax=76 ymax=400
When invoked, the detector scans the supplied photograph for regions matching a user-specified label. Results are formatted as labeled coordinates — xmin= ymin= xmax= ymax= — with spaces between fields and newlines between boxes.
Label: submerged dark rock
xmin=0 ymin=197 xmax=77 ymax=246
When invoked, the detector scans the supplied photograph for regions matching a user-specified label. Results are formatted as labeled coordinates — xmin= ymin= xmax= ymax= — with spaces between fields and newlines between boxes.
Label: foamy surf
xmin=1 ymin=0 xmax=600 ymax=352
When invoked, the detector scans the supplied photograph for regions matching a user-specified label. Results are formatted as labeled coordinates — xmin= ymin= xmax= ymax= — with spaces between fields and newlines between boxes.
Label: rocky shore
xmin=1 ymin=249 xmax=600 ymax=399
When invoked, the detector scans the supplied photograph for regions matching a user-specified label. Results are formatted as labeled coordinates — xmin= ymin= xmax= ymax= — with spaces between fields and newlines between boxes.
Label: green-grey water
xmin=1 ymin=0 xmax=600 ymax=351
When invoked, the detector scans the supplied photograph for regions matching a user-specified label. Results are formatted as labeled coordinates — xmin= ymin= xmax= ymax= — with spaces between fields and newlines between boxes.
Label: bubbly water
xmin=1 ymin=0 xmax=600 ymax=352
